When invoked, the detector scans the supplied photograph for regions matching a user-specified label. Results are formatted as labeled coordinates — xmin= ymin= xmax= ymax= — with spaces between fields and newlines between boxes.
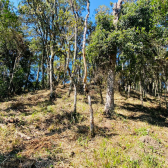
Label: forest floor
xmin=0 ymin=84 xmax=168 ymax=168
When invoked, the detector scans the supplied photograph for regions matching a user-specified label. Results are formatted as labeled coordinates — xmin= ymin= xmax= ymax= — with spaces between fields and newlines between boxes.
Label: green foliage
xmin=135 ymin=127 xmax=148 ymax=136
xmin=0 ymin=0 xmax=33 ymax=98
xmin=87 ymin=6 xmax=118 ymax=70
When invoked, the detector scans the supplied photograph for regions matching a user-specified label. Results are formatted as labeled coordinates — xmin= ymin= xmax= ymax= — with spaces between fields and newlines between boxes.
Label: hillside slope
xmin=0 ymin=85 xmax=168 ymax=168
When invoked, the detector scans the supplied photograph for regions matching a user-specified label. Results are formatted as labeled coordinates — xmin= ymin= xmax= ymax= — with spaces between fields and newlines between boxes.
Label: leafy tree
xmin=87 ymin=1 xmax=122 ymax=116
xmin=0 ymin=0 xmax=32 ymax=98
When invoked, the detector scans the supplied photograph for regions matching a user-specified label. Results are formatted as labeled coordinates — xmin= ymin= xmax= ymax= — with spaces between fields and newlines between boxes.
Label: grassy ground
xmin=0 ymin=84 xmax=168 ymax=168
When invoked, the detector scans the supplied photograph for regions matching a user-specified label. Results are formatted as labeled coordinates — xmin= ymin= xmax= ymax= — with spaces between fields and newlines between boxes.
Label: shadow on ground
xmin=119 ymin=102 xmax=168 ymax=127
xmin=120 ymin=90 xmax=156 ymax=103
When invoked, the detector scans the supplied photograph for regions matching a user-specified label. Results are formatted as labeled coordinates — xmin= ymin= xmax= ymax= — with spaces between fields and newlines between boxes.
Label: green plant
xmin=135 ymin=127 xmax=148 ymax=136
xmin=77 ymin=136 xmax=89 ymax=147
xmin=143 ymin=155 xmax=162 ymax=167
xmin=126 ymin=159 xmax=140 ymax=168
xmin=138 ymin=141 xmax=145 ymax=149
xmin=47 ymin=106 xmax=54 ymax=112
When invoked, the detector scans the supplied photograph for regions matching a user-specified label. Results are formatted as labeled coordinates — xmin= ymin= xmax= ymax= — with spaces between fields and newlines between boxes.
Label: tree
xmin=118 ymin=0 xmax=168 ymax=107
xmin=0 ymin=0 xmax=33 ymax=98
xmin=87 ymin=1 xmax=123 ymax=116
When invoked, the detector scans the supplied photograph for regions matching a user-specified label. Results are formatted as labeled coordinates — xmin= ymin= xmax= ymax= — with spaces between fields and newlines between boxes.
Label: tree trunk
xmin=152 ymin=81 xmax=155 ymax=96
xmin=105 ymin=53 xmax=116 ymax=116
xmin=68 ymin=0 xmax=78 ymax=97
xmin=68 ymin=78 xmax=73 ymax=97
xmin=50 ymin=50 xmax=55 ymax=100
xmin=25 ymin=59 xmax=31 ymax=92
xmin=128 ymin=84 xmax=131 ymax=98
xmin=140 ymin=80 xmax=143 ymax=107
xmin=82 ymin=0 xmax=94 ymax=136
xmin=99 ymin=82 xmax=104 ymax=104
xmin=63 ymin=56 xmax=66 ymax=88
xmin=88 ymin=94 xmax=94 ymax=137
xmin=72 ymin=83 xmax=77 ymax=120
xmin=8 ymin=56 xmax=18 ymax=95
xmin=35 ymin=64 xmax=40 ymax=90
xmin=41 ymin=46 xmax=45 ymax=89
xmin=125 ymin=84 xmax=127 ymax=93
xmin=47 ymin=51 xmax=50 ymax=89
xmin=165 ymin=81 xmax=168 ymax=113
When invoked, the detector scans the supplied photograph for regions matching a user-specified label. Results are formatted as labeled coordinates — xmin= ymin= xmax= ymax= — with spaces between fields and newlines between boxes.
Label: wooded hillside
xmin=0 ymin=0 xmax=168 ymax=167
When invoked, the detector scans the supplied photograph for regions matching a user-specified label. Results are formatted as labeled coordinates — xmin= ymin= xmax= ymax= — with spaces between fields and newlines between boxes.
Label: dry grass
xmin=0 ymin=84 xmax=168 ymax=167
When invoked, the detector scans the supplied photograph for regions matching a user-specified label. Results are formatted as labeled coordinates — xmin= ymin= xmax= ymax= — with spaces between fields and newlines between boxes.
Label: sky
xmin=11 ymin=0 xmax=117 ymax=21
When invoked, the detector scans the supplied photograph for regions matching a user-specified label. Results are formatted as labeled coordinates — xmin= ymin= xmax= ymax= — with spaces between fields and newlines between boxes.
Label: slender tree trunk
xmin=125 ymin=84 xmax=127 ymax=93
xmin=24 ymin=61 xmax=31 ymax=92
xmin=88 ymin=94 xmax=94 ymax=137
xmin=63 ymin=56 xmax=66 ymax=88
xmin=166 ymin=81 xmax=168 ymax=112
xmin=155 ymin=81 xmax=158 ymax=97
xmin=99 ymin=82 xmax=104 ymax=104
xmin=158 ymin=77 xmax=161 ymax=108
xmin=69 ymin=1 xmax=78 ymax=97
xmin=82 ymin=0 xmax=94 ymax=136
xmin=152 ymin=81 xmax=154 ymax=96
xmin=8 ymin=56 xmax=18 ymax=95
xmin=50 ymin=49 xmax=55 ymax=100
xmin=73 ymin=83 xmax=77 ymax=120
xmin=68 ymin=78 xmax=73 ymax=97
xmin=140 ymin=80 xmax=143 ymax=107
xmin=74 ymin=25 xmax=78 ymax=60
xmin=78 ymin=55 xmax=81 ymax=83
xmin=128 ymin=84 xmax=131 ymax=98
xmin=160 ymin=80 xmax=162 ymax=96
xmin=47 ymin=51 xmax=50 ymax=89
xmin=35 ymin=64 xmax=40 ymax=90
xmin=41 ymin=46 xmax=45 ymax=89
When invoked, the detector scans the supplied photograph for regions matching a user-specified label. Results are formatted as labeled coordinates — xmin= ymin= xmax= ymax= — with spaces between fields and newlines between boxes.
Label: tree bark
xmin=166 ymin=81 xmax=168 ymax=113
xmin=99 ymin=82 xmax=104 ymax=104
xmin=68 ymin=78 xmax=73 ymax=97
xmin=8 ymin=56 xmax=19 ymax=95
xmin=35 ymin=64 xmax=40 ymax=90
xmin=105 ymin=53 xmax=116 ymax=116
xmin=128 ymin=84 xmax=131 ymax=98
xmin=73 ymin=83 xmax=77 ymax=120
xmin=50 ymin=48 xmax=55 ymax=100
xmin=63 ymin=56 xmax=66 ymax=88
xmin=88 ymin=94 xmax=94 ymax=137
xmin=47 ymin=49 xmax=50 ymax=89
xmin=41 ymin=45 xmax=45 ymax=89
xmin=140 ymin=80 xmax=143 ymax=107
